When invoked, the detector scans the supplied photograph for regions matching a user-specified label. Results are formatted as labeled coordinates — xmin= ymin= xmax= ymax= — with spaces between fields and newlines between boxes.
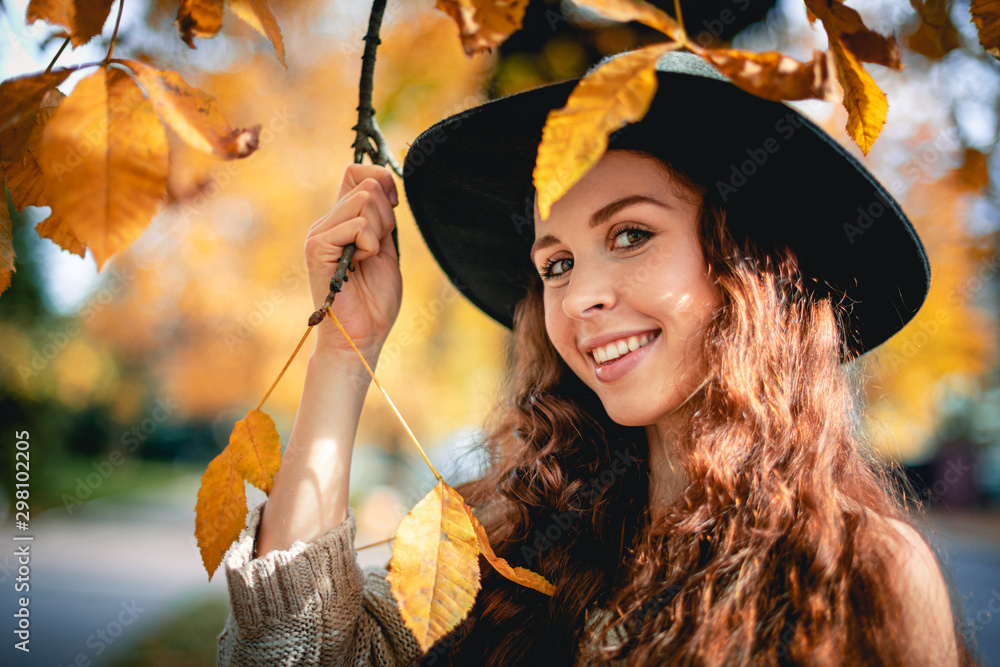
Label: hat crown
xmin=589 ymin=49 xmax=728 ymax=83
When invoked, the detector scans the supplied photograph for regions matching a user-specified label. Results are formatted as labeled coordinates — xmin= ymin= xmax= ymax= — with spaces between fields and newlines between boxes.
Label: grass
xmin=109 ymin=595 xmax=231 ymax=667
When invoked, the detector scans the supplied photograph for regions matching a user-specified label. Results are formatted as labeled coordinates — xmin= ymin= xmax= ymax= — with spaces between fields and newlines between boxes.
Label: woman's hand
xmin=305 ymin=163 xmax=402 ymax=367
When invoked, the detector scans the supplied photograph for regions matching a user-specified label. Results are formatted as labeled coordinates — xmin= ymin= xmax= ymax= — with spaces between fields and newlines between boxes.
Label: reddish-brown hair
xmin=413 ymin=153 xmax=981 ymax=666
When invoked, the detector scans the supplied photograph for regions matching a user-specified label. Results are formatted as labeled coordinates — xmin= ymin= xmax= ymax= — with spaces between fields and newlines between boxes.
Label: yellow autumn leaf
xmin=811 ymin=0 xmax=903 ymax=69
xmin=26 ymin=0 xmax=115 ymax=48
xmin=0 ymin=70 xmax=70 ymax=134
xmin=2 ymin=87 xmax=64 ymax=210
xmin=228 ymin=408 xmax=281 ymax=494
xmin=464 ymin=505 xmax=555 ymax=596
xmin=534 ymin=43 xmax=673 ymax=221
xmin=121 ymin=60 xmax=262 ymax=159
xmin=572 ymin=0 xmax=680 ymax=40
xmin=690 ymin=46 xmax=839 ymax=102
xmin=0 ymin=193 xmax=14 ymax=296
xmin=195 ymin=447 xmax=248 ymax=580
xmin=828 ymin=37 xmax=887 ymax=155
xmin=435 ymin=0 xmax=530 ymax=55
xmin=175 ymin=0 xmax=225 ymax=48
xmin=36 ymin=216 xmax=85 ymax=257
xmin=228 ymin=0 xmax=286 ymax=67
xmin=39 ymin=67 xmax=169 ymax=269
xmin=387 ymin=480 xmax=482 ymax=653
xmin=971 ymin=0 xmax=1000 ymax=59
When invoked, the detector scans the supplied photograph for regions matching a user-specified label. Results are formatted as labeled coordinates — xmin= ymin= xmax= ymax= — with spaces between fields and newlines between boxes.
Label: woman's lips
xmin=592 ymin=332 xmax=660 ymax=383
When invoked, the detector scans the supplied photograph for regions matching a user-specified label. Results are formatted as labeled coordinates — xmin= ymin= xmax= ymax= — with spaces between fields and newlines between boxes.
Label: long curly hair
xmin=413 ymin=151 xmax=980 ymax=666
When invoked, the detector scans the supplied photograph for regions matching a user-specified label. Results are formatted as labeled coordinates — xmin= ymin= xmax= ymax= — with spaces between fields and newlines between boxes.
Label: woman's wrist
xmin=309 ymin=341 xmax=382 ymax=380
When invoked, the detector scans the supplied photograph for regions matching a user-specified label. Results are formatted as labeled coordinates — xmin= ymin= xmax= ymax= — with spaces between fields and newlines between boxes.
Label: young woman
xmin=217 ymin=52 xmax=980 ymax=666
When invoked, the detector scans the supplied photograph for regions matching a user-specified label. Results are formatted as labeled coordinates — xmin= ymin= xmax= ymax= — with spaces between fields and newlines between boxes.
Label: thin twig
xmin=307 ymin=0 xmax=399 ymax=327
xmin=45 ymin=37 xmax=71 ymax=74
xmin=104 ymin=0 xmax=126 ymax=64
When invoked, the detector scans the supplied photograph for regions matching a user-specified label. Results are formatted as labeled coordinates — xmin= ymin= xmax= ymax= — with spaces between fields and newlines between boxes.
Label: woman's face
xmin=531 ymin=150 xmax=720 ymax=428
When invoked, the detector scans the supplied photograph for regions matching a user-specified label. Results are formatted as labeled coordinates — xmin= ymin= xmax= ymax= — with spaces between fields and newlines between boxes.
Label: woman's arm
xmin=256 ymin=162 xmax=402 ymax=556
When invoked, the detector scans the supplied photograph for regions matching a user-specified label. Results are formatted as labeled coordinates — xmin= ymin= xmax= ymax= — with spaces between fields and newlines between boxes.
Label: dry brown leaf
xmin=534 ymin=43 xmax=673 ymax=220
xmin=571 ymin=0 xmax=679 ymax=39
xmin=905 ymin=0 xmax=961 ymax=60
xmin=806 ymin=0 xmax=902 ymax=69
xmin=36 ymin=215 xmax=85 ymax=257
xmin=175 ymin=0 xmax=225 ymax=48
xmin=26 ymin=0 xmax=115 ymax=48
xmin=195 ymin=447 xmax=248 ymax=580
xmin=0 ymin=70 xmax=70 ymax=134
xmin=228 ymin=409 xmax=281 ymax=494
xmin=121 ymin=60 xmax=261 ymax=159
xmin=228 ymin=0 xmax=286 ymax=67
xmin=971 ymin=0 xmax=1000 ymax=59
xmin=435 ymin=0 xmax=530 ymax=55
xmin=464 ymin=505 xmax=555 ymax=596
xmin=387 ymin=480 xmax=482 ymax=652
xmin=39 ymin=67 xmax=169 ymax=269
xmin=828 ymin=37 xmax=887 ymax=155
xmin=692 ymin=47 xmax=839 ymax=102
xmin=0 ymin=194 xmax=14 ymax=296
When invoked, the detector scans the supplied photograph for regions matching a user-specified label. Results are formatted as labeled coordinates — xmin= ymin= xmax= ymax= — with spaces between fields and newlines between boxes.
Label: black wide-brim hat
xmin=402 ymin=51 xmax=930 ymax=358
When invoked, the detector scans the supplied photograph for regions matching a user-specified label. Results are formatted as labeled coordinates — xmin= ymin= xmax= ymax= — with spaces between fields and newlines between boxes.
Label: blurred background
xmin=1 ymin=0 xmax=998 ymax=664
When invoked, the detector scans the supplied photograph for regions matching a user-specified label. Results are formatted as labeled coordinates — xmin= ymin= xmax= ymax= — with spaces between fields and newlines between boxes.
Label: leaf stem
xmin=325 ymin=308 xmax=443 ymax=482
xmin=673 ymin=0 xmax=689 ymax=46
xmin=104 ymin=0 xmax=126 ymax=64
xmin=356 ymin=535 xmax=395 ymax=551
xmin=45 ymin=37 xmax=71 ymax=74
xmin=256 ymin=326 xmax=315 ymax=410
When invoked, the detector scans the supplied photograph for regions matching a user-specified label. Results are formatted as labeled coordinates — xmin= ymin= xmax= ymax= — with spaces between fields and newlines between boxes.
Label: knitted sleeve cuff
xmin=223 ymin=501 xmax=365 ymax=634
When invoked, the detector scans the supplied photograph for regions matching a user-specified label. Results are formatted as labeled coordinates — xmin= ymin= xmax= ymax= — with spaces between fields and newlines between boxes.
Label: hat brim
xmin=402 ymin=56 xmax=930 ymax=358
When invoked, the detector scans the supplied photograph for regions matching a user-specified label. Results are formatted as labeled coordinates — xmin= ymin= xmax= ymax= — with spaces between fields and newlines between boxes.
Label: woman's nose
xmin=561 ymin=268 xmax=617 ymax=320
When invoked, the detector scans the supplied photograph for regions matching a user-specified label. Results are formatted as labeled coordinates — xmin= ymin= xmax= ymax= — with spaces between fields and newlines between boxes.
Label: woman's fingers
xmin=309 ymin=179 xmax=396 ymax=245
xmin=306 ymin=217 xmax=382 ymax=265
xmin=338 ymin=163 xmax=398 ymax=206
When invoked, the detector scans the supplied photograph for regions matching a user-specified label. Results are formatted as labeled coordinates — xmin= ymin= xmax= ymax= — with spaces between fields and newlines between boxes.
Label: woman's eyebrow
xmin=530 ymin=194 xmax=671 ymax=259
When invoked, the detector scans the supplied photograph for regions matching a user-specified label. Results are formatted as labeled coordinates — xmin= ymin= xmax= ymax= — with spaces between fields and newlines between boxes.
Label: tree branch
xmin=308 ymin=0 xmax=399 ymax=327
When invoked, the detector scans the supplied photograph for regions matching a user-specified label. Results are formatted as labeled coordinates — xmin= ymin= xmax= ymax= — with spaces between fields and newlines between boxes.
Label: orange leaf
xmin=971 ymin=0 xmax=1000 ymax=59
xmin=2 ymin=87 xmax=65 ymax=211
xmin=904 ymin=0 xmax=961 ymax=60
xmin=463 ymin=505 xmax=555 ymax=596
xmin=36 ymin=215 xmax=85 ymax=257
xmin=0 ymin=70 xmax=70 ymax=134
xmin=195 ymin=447 xmax=248 ymax=580
xmin=39 ymin=67 xmax=169 ymax=269
xmin=121 ymin=60 xmax=261 ymax=159
xmin=691 ymin=47 xmax=839 ymax=102
xmin=228 ymin=409 xmax=281 ymax=494
xmin=386 ymin=480 xmax=481 ymax=652
xmin=27 ymin=0 xmax=115 ymax=48
xmin=828 ymin=37 xmax=887 ymax=155
xmin=175 ymin=0 xmax=225 ymax=48
xmin=806 ymin=0 xmax=902 ymax=69
xmin=228 ymin=0 xmax=286 ymax=67
xmin=0 ymin=194 xmax=14 ymax=297
xmin=435 ymin=0 xmax=530 ymax=55
xmin=571 ymin=0 xmax=679 ymax=39
xmin=533 ymin=43 xmax=673 ymax=220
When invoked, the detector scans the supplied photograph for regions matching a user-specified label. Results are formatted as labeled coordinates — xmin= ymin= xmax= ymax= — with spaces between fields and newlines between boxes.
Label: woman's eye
xmin=613 ymin=228 xmax=650 ymax=249
xmin=542 ymin=257 xmax=573 ymax=278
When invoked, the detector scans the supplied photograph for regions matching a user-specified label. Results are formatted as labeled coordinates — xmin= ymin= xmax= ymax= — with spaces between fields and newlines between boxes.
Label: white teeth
xmin=590 ymin=332 xmax=657 ymax=364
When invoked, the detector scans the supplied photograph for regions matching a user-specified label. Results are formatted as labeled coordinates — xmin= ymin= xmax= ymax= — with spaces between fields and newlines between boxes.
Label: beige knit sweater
xmin=218 ymin=502 xmax=626 ymax=666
